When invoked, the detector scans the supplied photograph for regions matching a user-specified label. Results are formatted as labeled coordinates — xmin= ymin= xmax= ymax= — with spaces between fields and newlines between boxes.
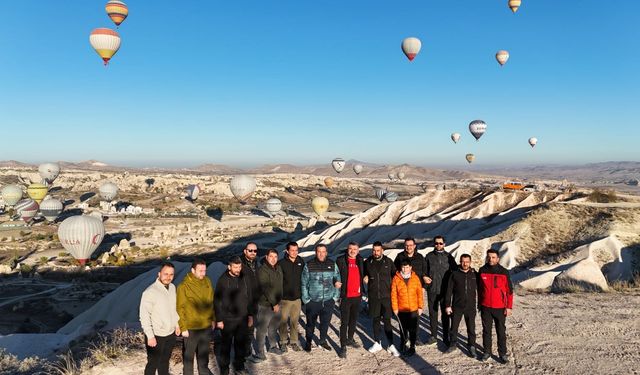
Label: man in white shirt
xmin=140 ymin=261 xmax=181 ymax=375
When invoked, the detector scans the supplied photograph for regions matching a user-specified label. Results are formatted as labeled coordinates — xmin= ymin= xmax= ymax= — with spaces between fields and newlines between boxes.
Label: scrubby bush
xmin=588 ymin=189 xmax=617 ymax=203
xmin=0 ymin=348 xmax=44 ymax=374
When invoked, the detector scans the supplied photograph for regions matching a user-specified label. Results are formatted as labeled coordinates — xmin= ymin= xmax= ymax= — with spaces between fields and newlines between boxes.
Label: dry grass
xmin=0 ymin=349 xmax=44 ymax=375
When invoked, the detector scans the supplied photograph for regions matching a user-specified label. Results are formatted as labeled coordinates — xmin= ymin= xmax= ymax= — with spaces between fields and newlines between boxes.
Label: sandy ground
xmin=85 ymin=290 xmax=640 ymax=375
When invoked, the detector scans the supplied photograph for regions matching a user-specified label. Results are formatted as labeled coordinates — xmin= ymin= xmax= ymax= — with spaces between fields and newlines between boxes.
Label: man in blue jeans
xmin=301 ymin=244 xmax=341 ymax=353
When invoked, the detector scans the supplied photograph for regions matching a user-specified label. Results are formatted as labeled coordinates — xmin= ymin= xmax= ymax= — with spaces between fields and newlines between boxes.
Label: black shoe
xmin=268 ymin=347 xmax=284 ymax=355
xmin=445 ymin=345 xmax=456 ymax=354
xmin=249 ymin=353 xmax=266 ymax=363
xmin=469 ymin=346 xmax=477 ymax=358
xmin=319 ymin=341 xmax=332 ymax=351
xmin=279 ymin=343 xmax=288 ymax=353
xmin=415 ymin=339 xmax=425 ymax=346
xmin=499 ymin=354 xmax=510 ymax=364
xmin=426 ymin=337 xmax=437 ymax=346
xmin=346 ymin=338 xmax=361 ymax=348
xmin=290 ymin=343 xmax=302 ymax=352
xmin=404 ymin=347 xmax=416 ymax=357
xmin=235 ymin=369 xmax=249 ymax=375
xmin=481 ymin=352 xmax=491 ymax=361
xmin=304 ymin=342 xmax=312 ymax=352
xmin=338 ymin=346 xmax=347 ymax=359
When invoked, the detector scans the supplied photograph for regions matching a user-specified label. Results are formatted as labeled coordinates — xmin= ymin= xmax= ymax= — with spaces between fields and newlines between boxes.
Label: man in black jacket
xmin=214 ymin=256 xmax=255 ymax=375
xmin=364 ymin=241 xmax=400 ymax=357
xmin=336 ymin=242 xmax=365 ymax=359
xmin=424 ymin=235 xmax=457 ymax=346
xmin=394 ymin=237 xmax=429 ymax=344
xmin=277 ymin=242 xmax=305 ymax=352
xmin=445 ymin=253 xmax=478 ymax=357
xmin=240 ymin=242 xmax=260 ymax=357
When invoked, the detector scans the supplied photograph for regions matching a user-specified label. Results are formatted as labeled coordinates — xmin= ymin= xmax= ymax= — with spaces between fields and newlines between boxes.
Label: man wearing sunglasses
xmin=424 ymin=236 xmax=457 ymax=347
xmin=241 ymin=242 xmax=260 ymax=357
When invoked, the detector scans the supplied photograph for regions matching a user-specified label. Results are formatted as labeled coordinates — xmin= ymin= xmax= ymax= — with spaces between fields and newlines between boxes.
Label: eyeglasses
xmin=246 ymin=249 xmax=258 ymax=253
xmin=434 ymin=242 xmax=445 ymax=245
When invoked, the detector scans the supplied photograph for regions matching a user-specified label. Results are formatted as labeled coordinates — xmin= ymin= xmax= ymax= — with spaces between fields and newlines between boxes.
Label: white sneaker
xmin=387 ymin=345 xmax=401 ymax=357
xmin=368 ymin=342 xmax=383 ymax=354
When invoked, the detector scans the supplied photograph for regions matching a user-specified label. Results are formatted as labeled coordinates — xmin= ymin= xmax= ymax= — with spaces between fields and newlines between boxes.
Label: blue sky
xmin=0 ymin=0 xmax=638 ymax=168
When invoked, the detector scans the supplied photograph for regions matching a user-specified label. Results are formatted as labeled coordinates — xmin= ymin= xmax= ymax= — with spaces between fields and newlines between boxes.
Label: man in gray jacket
xmin=140 ymin=261 xmax=181 ymax=375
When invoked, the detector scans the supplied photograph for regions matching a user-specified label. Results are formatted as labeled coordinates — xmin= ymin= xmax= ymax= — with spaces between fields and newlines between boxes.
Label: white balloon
xmin=451 ymin=133 xmax=461 ymax=144
xmin=469 ymin=120 xmax=487 ymax=141
xmin=38 ymin=163 xmax=61 ymax=184
xmin=353 ymin=164 xmax=363 ymax=175
xmin=99 ymin=182 xmax=118 ymax=202
xmin=40 ymin=198 xmax=63 ymax=222
xmin=1 ymin=184 xmax=23 ymax=207
xmin=265 ymin=198 xmax=282 ymax=214
xmin=230 ymin=175 xmax=257 ymax=202
xmin=186 ymin=184 xmax=200 ymax=200
xmin=58 ymin=215 xmax=105 ymax=265
xmin=401 ymin=37 xmax=422 ymax=61
xmin=528 ymin=137 xmax=538 ymax=148
xmin=331 ymin=158 xmax=346 ymax=173
xmin=397 ymin=172 xmax=406 ymax=180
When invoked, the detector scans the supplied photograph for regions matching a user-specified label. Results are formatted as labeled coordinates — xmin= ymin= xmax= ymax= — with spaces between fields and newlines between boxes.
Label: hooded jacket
xmin=214 ymin=271 xmax=255 ymax=322
xmin=177 ymin=272 xmax=215 ymax=331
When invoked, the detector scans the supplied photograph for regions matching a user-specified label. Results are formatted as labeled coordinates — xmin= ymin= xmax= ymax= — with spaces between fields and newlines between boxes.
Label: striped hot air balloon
xmin=89 ymin=28 xmax=121 ymax=66
xmin=374 ymin=187 xmax=387 ymax=202
xmin=401 ymin=37 xmax=422 ymax=61
xmin=1 ymin=184 xmax=23 ymax=207
xmin=27 ymin=183 xmax=48 ymax=204
xmin=496 ymin=50 xmax=510 ymax=66
xmin=385 ymin=191 xmax=399 ymax=202
xmin=40 ymin=198 xmax=64 ymax=222
xmin=15 ymin=199 xmax=39 ymax=224
xmin=105 ymin=0 xmax=128 ymax=27
xmin=58 ymin=215 xmax=105 ymax=266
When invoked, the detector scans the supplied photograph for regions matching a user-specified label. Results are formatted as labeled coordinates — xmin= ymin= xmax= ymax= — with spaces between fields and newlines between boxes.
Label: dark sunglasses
xmin=434 ymin=242 xmax=445 ymax=245
xmin=246 ymin=249 xmax=258 ymax=253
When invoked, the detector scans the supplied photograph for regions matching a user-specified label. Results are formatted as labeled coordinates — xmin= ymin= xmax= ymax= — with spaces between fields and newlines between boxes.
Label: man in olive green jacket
xmin=177 ymin=258 xmax=215 ymax=375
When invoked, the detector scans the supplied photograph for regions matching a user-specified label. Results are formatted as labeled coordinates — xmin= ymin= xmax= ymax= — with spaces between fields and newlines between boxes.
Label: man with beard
xmin=251 ymin=249 xmax=284 ymax=362
xmin=336 ymin=242 xmax=365 ymax=359
xmin=394 ymin=238 xmax=429 ymax=345
xmin=424 ymin=236 xmax=457 ymax=346
xmin=240 ymin=242 xmax=260 ymax=357
xmin=277 ymin=242 xmax=305 ymax=352
xmin=445 ymin=254 xmax=478 ymax=357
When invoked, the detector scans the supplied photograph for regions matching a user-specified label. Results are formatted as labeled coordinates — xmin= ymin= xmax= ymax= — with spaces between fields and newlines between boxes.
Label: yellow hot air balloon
xmin=27 ymin=183 xmax=48 ymax=204
xmin=465 ymin=154 xmax=476 ymax=164
xmin=496 ymin=50 xmax=510 ymax=66
xmin=324 ymin=177 xmax=335 ymax=189
xmin=89 ymin=28 xmax=121 ymax=66
xmin=311 ymin=197 xmax=329 ymax=216
xmin=508 ymin=0 xmax=521 ymax=13
xmin=105 ymin=1 xmax=128 ymax=27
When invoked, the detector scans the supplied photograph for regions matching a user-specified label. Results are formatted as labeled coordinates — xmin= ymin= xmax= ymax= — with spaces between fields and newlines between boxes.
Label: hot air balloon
xmin=331 ymin=158 xmax=346 ymax=173
xmin=466 ymin=154 xmax=476 ymax=164
xmin=385 ymin=191 xmax=399 ymax=202
xmin=265 ymin=198 xmax=282 ymax=214
xmin=89 ymin=28 xmax=121 ymax=66
xmin=15 ymin=199 xmax=39 ymax=224
xmin=374 ymin=187 xmax=387 ymax=202
xmin=388 ymin=173 xmax=396 ymax=181
xmin=508 ymin=0 xmax=521 ymax=13
xmin=38 ymin=163 xmax=60 ymax=185
xmin=397 ymin=172 xmax=406 ymax=180
xmin=105 ymin=0 xmax=128 ymax=27
xmin=496 ymin=50 xmax=510 ymax=66
xmin=401 ymin=37 xmax=422 ymax=61
xmin=528 ymin=137 xmax=538 ymax=148
xmin=353 ymin=164 xmax=363 ymax=175
xmin=311 ymin=197 xmax=329 ymax=216
xmin=40 ymin=198 xmax=63 ymax=222
xmin=186 ymin=184 xmax=200 ymax=201
xmin=1 ymin=185 xmax=23 ymax=207
xmin=324 ymin=177 xmax=335 ymax=189
xmin=451 ymin=133 xmax=461 ymax=144
xmin=230 ymin=175 xmax=256 ymax=203
xmin=27 ymin=183 xmax=48 ymax=204
xmin=99 ymin=182 xmax=118 ymax=202
xmin=469 ymin=120 xmax=487 ymax=141
xmin=58 ymin=215 xmax=105 ymax=266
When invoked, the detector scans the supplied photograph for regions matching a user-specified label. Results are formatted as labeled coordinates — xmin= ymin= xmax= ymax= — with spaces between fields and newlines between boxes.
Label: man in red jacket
xmin=478 ymin=249 xmax=513 ymax=364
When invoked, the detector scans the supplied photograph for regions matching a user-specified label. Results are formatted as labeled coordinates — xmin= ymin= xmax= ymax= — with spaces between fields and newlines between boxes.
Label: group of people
xmin=139 ymin=237 xmax=514 ymax=375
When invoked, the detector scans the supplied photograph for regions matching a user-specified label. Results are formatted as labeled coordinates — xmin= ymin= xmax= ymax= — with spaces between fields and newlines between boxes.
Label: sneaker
xmin=387 ymin=345 xmax=401 ymax=357
xmin=338 ymin=346 xmax=347 ymax=359
xmin=303 ymin=343 xmax=312 ymax=352
xmin=319 ymin=341 xmax=332 ymax=351
xmin=268 ymin=347 xmax=284 ymax=355
xmin=499 ymin=354 xmax=510 ymax=364
xmin=426 ymin=337 xmax=437 ymax=346
xmin=445 ymin=345 xmax=456 ymax=354
xmin=290 ymin=343 xmax=302 ymax=352
xmin=404 ymin=347 xmax=416 ymax=357
xmin=368 ymin=342 xmax=383 ymax=354
xmin=279 ymin=344 xmax=288 ymax=353
xmin=249 ymin=353 xmax=266 ymax=363
xmin=469 ymin=346 xmax=477 ymax=358
xmin=346 ymin=338 xmax=361 ymax=348
xmin=481 ymin=352 xmax=491 ymax=361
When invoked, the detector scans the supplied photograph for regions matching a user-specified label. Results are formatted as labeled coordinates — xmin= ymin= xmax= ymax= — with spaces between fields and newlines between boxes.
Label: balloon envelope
xmin=265 ymin=198 xmax=282 ymax=214
xmin=509 ymin=0 xmax=521 ymax=13
xmin=528 ymin=137 xmax=538 ymax=148
xmin=385 ymin=191 xmax=399 ymax=202
xmin=89 ymin=28 xmax=121 ymax=65
xmin=186 ymin=184 xmax=200 ymax=201
xmin=1 ymin=185 xmax=23 ymax=206
xmin=451 ymin=133 xmax=461 ymax=144
xmin=38 ymin=163 xmax=60 ymax=184
xmin=466 ymin=154 xmax=476 ymax=164
xmin=230 ymin=175 xmax=256 ymax=202
xmin=353 ymin=164 xmax=363 ymax=175
xmin=374 ymin=187 xmax=387 ymax=201
xmin=331 ymin=158 xmax=345 ymax=173
xmin=105 ymin=0 xmax=128 ymax=26
xmin=469 ymin=120 xmax=487 ymax=141
xmin=58 ymin=215 xmax=105 ymax=265
xmin=311 ymin=197 xmax=329 ymax=216
xmin=40 ymin=198 xmax=63 ymax=222
xmin=496 ymin=50 xmax=509 ymax=66
xmin=27 ymin=183 xmax=48 ymax=204
xmin=324 ymin=177 xmax=335 ymax=189
xmin=397 ymin=172 xmax=405 ymax=180
xmin=388 ymin=173 xmax=395 ymax=181
xmin=99 ymin=182 xmax=118 ymax=202
xmin=401 ymin=37 xmax=422 ymax=61
xmin=16 ymin=199 xmax=39 ymax=223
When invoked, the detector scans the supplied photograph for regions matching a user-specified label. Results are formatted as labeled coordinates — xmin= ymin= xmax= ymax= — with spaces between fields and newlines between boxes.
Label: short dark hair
xmin=160 ymin=261 xmax=174 ymax=271
xmin=434 ymin=235 xmax=445 ymax=243
xmin=315 ymin=244 xmax=327 ymax=251
xmin=228 ymin=256 xmax=242 ymax=265
xmin=400 ymin=259 xmax=412 ymax=267
xmin=266 ymin=248 xmax=279 ymax=257
xmin=286 ymin=242 xmax=299 ymax=251
xmin=460 ymin=254 xmax=471 ymax=261
xmin=486 ymin=249 xmax=499 ymax=257
xmin=348 ymin=241 xmax=359 ymax=247
xmin=191 ymin=258 xmax=206 ymax=270
xmin=404 ymin=237 xmax=416 ymax=245
xmin=372 ymin=241 xmax=383 ymax=248
xmin=245 ymin=242 xmax=257 ymax=250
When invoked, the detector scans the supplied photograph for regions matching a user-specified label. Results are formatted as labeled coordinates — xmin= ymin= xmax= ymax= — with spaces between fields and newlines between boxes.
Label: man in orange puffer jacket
xmin=391 ymin=259 xmax=425 ymax=357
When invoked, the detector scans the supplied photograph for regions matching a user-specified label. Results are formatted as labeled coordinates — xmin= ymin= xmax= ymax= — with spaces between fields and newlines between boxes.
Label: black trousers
xmin=398 ymin=311 xmax=418 ymax=349
xmin=369 ymin=297 xmax=393 ymax=345
xmin=428 ymin=292 xmax=450 ymax=344
xmin=144 ymin=333 xmax=176 ymax=375
xmin=339 ymin=297 xmax=360 ymax=346
xmin=449 ymin=308 xmax=476 ymax=347
xmin=305 ymin=299 xmax=335 ymax=344
xmin=214 ymin=318 xmax=249 ymax=374
xmin=481 ymin=307 xmax=507 ymax=357
xmin=182 ymin=328 xmax=211 ymax=375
